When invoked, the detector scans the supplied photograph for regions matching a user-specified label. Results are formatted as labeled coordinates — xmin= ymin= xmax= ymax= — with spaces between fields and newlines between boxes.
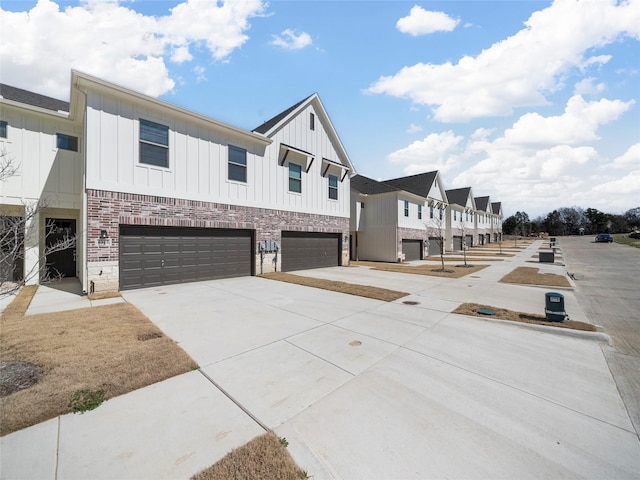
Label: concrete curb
xmin=462 ymin=314 xmax=612 ymax=344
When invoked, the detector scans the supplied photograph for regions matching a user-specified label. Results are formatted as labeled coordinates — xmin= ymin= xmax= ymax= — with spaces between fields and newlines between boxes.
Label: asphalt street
xmin=560 ymin=235 xmax=640 ymax=438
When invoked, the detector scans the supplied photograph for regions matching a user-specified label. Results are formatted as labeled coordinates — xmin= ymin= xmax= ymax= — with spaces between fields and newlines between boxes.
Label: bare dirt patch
xmin=191 ymin=432 xmax=308 ymax=480
xmin=0 ymin=286 xmax=197 ymax=436
xmin=499 ymin=266 xmax=571 ymax=288
xmin=453 ymin=303 xmax=596 ymax=331
xmin=353 ymin=261 xmax=489 ymax=278
xmin=260 ymin=272 xmax=408 ymax=302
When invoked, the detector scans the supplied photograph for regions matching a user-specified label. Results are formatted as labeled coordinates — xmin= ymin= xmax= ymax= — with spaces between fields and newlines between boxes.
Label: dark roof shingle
xmin=445 ymin=187 xmax=472 ymax=207
xmin=383 ymin=171 xmax=438 ymax=198
xmin=351 ymin=175 xmax=399 ymax=195
xmin=0 ymin=83 xmax=69 ymax=113
xmin=253 ymin=95 xmax=313 ymax=134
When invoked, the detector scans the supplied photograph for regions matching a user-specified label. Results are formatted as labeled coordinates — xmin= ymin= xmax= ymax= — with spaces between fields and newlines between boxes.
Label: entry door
xmin=45 ymin=219 xmax=76 ymax=277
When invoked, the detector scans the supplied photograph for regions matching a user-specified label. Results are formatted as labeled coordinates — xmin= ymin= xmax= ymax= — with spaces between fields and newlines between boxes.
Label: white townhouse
xmin=350 ymin=171 xmax=448 ymax=262
xmin=490 ymin=201 xmax=504 ymax=242
xmin=445 ymin=187 xmax=476 ymax=251
xmin=0 ymin=71 xmax=354 ymax=293
xmin=474 ymin=196 xmax=493 ymax=245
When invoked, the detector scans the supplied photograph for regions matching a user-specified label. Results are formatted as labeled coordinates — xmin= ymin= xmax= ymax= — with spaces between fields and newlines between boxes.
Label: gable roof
xmin=491 ymin=202 xmax=502 ymax=215
xmin=446 ymin=187 xmax=473 ymax=208
xmin=475 ymin=196 xmax=490 ymax=212
xmin=253 ymin=96 xmax=311 ymax=134
xmin=351 ymin=174 xmax=399 ymax=195
xmin=252 ymin=93 xmax=354 ymax=173
xmin=383 ymin=171 xmax=438 ymax=198
xmin=0 ymin=83 xmax=70 ymax=113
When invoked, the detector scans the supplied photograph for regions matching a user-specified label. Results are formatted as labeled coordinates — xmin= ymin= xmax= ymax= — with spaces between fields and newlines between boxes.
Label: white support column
xmin=23 ymin=210 xmax=41 ymax=285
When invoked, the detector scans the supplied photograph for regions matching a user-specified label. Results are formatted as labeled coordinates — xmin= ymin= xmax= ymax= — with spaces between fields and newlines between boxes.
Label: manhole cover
xmin=349 ymin=340 xmax=362 ymax=346
xmin=402 ymin=301 xmax=420 ymax=305
xmin=478 ymin=308 xmax=496 ymax=316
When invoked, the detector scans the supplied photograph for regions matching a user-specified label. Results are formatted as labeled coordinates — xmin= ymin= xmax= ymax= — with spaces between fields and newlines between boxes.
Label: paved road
xmin=560 ymin=235 xmax=640 ymax=438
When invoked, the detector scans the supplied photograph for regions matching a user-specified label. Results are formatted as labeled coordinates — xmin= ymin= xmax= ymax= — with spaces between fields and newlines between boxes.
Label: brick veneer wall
xmin=87 ymin=189 xmax=349 ymax=291
xmin=397 ymin=227 xmax=428 ymax=261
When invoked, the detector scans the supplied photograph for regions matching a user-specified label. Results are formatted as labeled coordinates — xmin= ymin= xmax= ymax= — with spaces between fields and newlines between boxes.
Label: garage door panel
xmin=281 ymin=232 xmax=340 ymax=272
xmin=119 ymin=226 xmax=252 ymax=290
xmin=402 ymin=240 xmax=422 ymax=261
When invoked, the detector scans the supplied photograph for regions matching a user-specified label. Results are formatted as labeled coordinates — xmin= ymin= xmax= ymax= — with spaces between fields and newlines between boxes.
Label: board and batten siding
xmin=84 ymin=91 xmax=349 ymax=218
xmin=0 ymin=106 xmax=82 ymax=209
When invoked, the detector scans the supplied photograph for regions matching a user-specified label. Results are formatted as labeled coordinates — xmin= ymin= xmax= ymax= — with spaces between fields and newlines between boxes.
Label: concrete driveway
xmin=2 ymin=240 xmax=639 ymax=479
xmin=120 ymin=254 xmax=638 ymax=478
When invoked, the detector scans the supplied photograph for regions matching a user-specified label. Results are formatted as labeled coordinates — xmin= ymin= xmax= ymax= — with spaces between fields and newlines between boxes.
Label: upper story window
xmin=430 ymin=205 xmax=434 ymax=219
xmin=289 ymin=163 xmax=302 ymax=193
xmin=139 ymin=119 xmax=169 ymax=168
xmin=439 ymin=208 xmax=443 ymax=220
xmin=310 ymin=113 xmax=315 ymax=131
xmin=454 ymin=210 xmax=457 ymax=221
xmin=0 ymin=121 xmax=7 ymax=139
xmin=404 ymin=200 xmax=409 ymax=217
xmin=418 ymin=204 xmax=422 ymax=220
xmin=328 ymin=174 xmax=338 ymax=200
xmin=228 ymin=145 xmax=247 ymax=182
xmin=56 ymin=133 xmax=78 ymax=151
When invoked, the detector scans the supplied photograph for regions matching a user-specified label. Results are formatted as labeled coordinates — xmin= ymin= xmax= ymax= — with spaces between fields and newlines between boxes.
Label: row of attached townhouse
xmin=350 ymin=174 xmax=503 ymax=263
xmin=1 ymin=71 xmax=354 ymax=293
xmin=1 ymin=71 xmax=503 ymax=292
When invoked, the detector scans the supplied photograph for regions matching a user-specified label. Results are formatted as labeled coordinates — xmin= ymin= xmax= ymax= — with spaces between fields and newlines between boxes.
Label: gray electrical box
xmin=259 ymin=240 xmax=280 ymax=253
xmin=545 ymin=292 xmax=567 ymax=322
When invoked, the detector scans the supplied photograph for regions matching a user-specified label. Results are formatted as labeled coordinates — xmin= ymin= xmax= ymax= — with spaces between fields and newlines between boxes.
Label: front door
xmin=45 ymin=219 xmax=76 ymax=278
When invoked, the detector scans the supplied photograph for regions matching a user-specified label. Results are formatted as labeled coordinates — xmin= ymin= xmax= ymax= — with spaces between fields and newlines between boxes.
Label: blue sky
xmin=1 ymin=0 xmax=638 ymax=218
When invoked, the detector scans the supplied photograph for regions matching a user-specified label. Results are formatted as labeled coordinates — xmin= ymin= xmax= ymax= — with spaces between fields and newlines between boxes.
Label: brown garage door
xmin=119 ymin=225 xmax=253 ymax=290
xmin=402 ymin=239 xmax=422 ymax=261
xmin=281 ymin=231 xmax=340 ymax=272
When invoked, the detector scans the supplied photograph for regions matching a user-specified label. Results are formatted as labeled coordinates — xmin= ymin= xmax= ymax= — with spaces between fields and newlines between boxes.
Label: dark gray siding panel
xmin=281 ymin=231 xmax=340 ymax=272
xmin=402 ymin=239 xmax=422 ymax=261
xmin=120 ymin=226 xmax=252 ymax=290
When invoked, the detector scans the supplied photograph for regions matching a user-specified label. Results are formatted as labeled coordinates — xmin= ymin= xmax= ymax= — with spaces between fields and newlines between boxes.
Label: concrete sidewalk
xmin=2 ymin=239 xmax=639 ymax=479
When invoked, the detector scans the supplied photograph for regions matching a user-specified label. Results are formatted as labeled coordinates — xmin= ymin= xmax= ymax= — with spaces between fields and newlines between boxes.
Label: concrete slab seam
xmin=401 ymin=344 xmax=638 ymax=436
xmin=283 ymin=338 xmax=357 ymax=377
xmin=197 ymin=369 xmax=270 ymax=433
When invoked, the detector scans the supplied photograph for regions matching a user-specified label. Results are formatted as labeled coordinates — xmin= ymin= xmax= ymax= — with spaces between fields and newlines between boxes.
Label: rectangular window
xmin=454 ymin=211 xmax=457 ymax=221
xmin=430 ymin=205 xmax=434 ymax=219
xmin=418 ymin=204 xmax=422 ymax=220
xmin=56 ymin=133 xmax=78 ymax=151
xmin=439 ymin=208 xmax=443 ymax=220
xmin=228 ymin=145 xmax=247 ymax=182
xmin=0 ymin=121 xmax=7 ymax=139
xmin=139 ymin=118 xmax=169 ymax=168
xmin=289 ymin=163 xmax=302 ymax=193
xmin=404 ymin=200 xmax=409 ymax=217
xmin=310 ymin=113 xmax=315 ymax=131
xmin=328 ymin=174 xmax=338 ymax=200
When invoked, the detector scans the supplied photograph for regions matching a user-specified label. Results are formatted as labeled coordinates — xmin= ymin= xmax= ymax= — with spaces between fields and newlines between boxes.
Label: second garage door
xmin=402 ymin=239 xmax=422 ymax=261
xmin=119 ymin=225 xmax=252 ymax=290
xmin=281 ymin=231 xmax=341 ymax=272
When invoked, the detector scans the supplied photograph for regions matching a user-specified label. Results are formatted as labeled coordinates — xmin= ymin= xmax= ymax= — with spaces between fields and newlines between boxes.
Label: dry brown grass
xmin=500 ymin=266 xmax=571 ymax=287
xmin=87 ymin=291 xmax=122 ymax=301
xmin=0 ymin=287 xmax=197 ymax=436
xmin=260 ymin=272 xmax=408 ymax=301
xmin=453 ymin=303 xmax=596 ymax=331
xmin=354 ymin=261 xmax=489 ymax=278
xmin=191 ymin=432 xmax=308 ymax=480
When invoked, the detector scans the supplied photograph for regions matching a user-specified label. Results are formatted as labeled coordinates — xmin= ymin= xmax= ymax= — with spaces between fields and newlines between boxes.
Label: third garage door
xmin=120 ymin=225 xmax=252 ymax=290
xmin=281 ymin=231 xmax=340 ymax=272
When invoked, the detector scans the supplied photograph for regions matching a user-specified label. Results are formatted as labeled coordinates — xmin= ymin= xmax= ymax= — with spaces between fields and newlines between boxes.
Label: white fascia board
xmin=0 ymin=98 xmax=70 ymax=120
xmin=71 ymin=70 xmax=271 ymax=147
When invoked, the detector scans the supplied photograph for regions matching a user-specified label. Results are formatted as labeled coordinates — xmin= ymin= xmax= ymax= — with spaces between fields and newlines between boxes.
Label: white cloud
xmin=368 ymin=0 xmax=640 ymax=122
xmin=387 ymin=131 xmax=463 ymax=174
xmin=406 ymin=123 xmax=423 ymax=134
xmin=574 ymin=77 xmax=605 ymax=95
xmin=270 ymin=29 xmax=312 ymax=50
xmin=396 ymin=6 xmax=459 ymax=36
xmin=606 ymin=143 xmax=640 ymax=169
xmin=0 ymin=0 xmax=267 ymax=98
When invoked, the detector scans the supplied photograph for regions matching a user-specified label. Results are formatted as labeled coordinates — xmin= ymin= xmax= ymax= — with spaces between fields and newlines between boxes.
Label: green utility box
xmin=539 ymin=251 xmax=555 ymax=263
xmin=545 ymin=292 xmax=567 ymax=322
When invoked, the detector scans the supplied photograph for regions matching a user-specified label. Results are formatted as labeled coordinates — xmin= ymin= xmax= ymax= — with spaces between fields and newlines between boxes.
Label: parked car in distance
xmin=595 ymin=233 xmax=613 ymax=243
